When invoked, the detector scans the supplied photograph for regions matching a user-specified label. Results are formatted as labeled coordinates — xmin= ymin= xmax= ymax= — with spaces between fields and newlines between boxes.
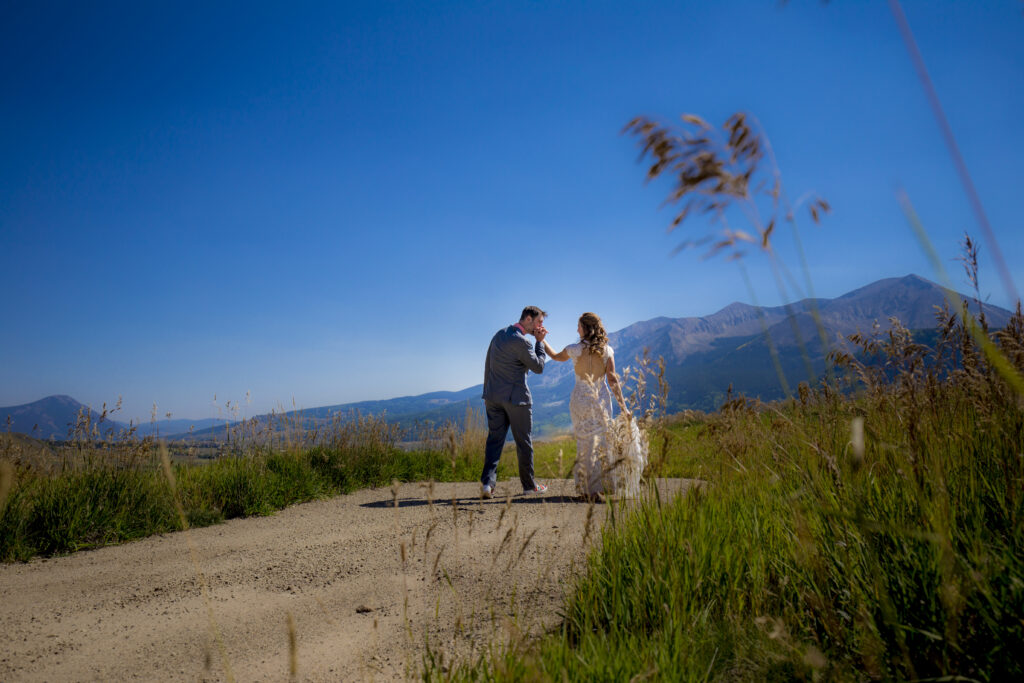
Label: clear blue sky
xmin=2 ymin=1 xmax=1022 ymax=423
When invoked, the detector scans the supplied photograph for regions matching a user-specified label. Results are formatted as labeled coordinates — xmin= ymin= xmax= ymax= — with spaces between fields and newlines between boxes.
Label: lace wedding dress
xmin=566 ymin=343 xmax=648 ymax=498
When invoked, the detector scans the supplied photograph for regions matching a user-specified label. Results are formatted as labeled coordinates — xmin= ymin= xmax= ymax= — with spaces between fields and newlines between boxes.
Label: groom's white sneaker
xmin=522 ymin=483 xmax=548 ymax=495
xmin=481 ymin=484 xmax=494 ymax=500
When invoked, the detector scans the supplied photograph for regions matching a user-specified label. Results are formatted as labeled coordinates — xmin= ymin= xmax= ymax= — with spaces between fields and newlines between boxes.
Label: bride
xmin=543 ymin=312 xmax=647 ymax=499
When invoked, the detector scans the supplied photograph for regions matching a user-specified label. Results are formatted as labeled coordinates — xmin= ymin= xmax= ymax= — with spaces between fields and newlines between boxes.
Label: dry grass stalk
xmin=0 ymin=460 xmax=13 ymax=513
xmin=493 ymin=527 xmax=515 ymax=567
xmin=286 ymin=612 xmax=298 ymax=680
xmin=622 ymin=111 xmax=828 ymax=261
xmin=511 ymin=528 xmax=539 ymax=570
xmin=888 ymin=0 xmax=1018 ymax=304
xmin=898 ymin=196 xmax=1024 ymax=397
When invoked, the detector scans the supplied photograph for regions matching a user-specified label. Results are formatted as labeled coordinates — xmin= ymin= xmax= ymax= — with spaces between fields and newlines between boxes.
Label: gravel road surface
xmin=0 ymin=478 xmax=697 ymax=681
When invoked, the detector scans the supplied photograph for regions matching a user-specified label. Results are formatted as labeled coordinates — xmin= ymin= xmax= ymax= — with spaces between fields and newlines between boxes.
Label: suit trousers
xmin=481 ymin=399 xmax=535 ymax=491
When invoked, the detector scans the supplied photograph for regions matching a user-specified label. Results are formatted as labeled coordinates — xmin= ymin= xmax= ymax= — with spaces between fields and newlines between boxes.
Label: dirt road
xmin=0 ymin=478 xmax=696 ymax=681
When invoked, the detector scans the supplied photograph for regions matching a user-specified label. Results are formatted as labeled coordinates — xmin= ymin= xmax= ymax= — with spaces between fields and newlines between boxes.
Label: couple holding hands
xmin=480 ymin=306 xmax=647 ymax=500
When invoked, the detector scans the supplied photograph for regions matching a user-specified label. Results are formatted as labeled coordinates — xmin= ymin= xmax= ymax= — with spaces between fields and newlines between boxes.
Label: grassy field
xmin=429 ymin=308 xmax=1024 ymax=680
xmin=0 ymin=402 xmax=616 ymax=563
xmin=0 ymin=411 xmax=507 ymax=562
xmin=0 ymin=404 xmax=608 ymax=563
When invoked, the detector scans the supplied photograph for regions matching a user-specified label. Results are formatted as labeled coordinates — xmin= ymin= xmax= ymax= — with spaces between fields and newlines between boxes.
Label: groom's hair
xmin=520 ymin=306 xmax=547 ymax=321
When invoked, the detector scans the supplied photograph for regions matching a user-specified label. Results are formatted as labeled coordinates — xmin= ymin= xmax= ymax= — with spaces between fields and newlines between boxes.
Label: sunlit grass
xmin=0 ymin=414 xmax=489 ymax=562
xmin=0 ymin=403 xmax=632 ymax=563
xmin=427 ymin=304 xmax=1024 ymax=681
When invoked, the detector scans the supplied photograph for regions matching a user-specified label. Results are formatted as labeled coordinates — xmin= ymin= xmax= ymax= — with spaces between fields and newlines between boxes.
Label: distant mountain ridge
xmin=4 ymin=275 xmax=1013 ymax=440
xmin=0 ymin=395 xmax=227 ymax=441
xmin=0 ymin=395 xmax=127 ymax=441
xmin=176 ymin=274 xmax=1016 ymax=438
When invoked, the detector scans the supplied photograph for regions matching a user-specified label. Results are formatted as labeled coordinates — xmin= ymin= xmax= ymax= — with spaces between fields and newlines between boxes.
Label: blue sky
xmin=2 ymin=1 xmax=1022 ymax=423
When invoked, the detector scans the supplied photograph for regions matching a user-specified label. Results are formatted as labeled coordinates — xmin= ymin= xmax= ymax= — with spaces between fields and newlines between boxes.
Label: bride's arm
xmin=605 ymin=356 xmax=630 ymax=416
xmin=542 ymin=340 xmax=571 ymax=362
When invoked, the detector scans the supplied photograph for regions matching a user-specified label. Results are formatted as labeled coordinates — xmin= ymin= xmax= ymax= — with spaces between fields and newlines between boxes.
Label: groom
xmin=480 ymin=306 xmax=549 ymax=499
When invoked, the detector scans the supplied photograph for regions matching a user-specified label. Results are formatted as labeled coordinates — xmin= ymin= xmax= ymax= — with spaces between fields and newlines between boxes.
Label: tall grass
xmin=430 ymin=302 xmax=1024 ymax=679
xmin=0 ymin=409 xmax=494 ymax=562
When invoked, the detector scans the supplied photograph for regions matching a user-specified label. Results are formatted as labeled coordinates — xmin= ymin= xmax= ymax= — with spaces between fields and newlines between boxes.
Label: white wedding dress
xmin=565 ymin=342 xmax=647 ymax=498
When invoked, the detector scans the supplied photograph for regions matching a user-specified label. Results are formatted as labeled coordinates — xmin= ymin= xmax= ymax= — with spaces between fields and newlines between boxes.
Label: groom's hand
xmin=534 ymin=326 xmax=548 ymax=343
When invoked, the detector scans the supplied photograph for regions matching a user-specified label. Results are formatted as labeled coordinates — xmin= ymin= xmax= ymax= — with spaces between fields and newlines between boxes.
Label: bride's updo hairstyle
xmin=578 ymin=312 xmax=608 ymax=356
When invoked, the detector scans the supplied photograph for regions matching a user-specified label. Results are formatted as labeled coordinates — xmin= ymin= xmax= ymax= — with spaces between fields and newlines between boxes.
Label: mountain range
xmin=0 ymin=395 xmax=225 ymax=441
xmin=2 ymin=274 xmax=1012 ymax=440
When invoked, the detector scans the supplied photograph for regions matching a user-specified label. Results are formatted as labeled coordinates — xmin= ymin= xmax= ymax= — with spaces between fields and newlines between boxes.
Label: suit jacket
xmin=482 ymin=324 xmax=546 ymax=406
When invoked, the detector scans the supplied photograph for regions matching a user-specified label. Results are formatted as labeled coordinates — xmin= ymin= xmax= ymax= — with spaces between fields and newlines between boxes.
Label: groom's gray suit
xmin=481 ymin=324 xmax=546 ymax=491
